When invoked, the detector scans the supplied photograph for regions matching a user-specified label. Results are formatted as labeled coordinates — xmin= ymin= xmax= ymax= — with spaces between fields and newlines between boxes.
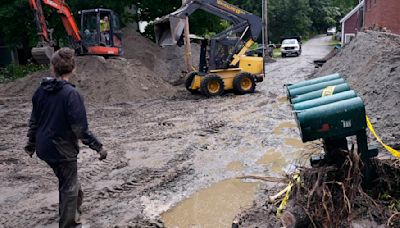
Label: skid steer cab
xmin=154 ymin=0 xmax=265 ymax=97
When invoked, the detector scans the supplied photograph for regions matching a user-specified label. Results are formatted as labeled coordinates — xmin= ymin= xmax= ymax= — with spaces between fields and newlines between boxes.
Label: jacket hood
xmin=40 ymin=77 xmax=72 ymax=93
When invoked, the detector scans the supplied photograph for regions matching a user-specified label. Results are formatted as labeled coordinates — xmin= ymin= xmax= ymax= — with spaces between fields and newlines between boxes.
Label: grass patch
xmin=329 ymin=35 xmax=340 ymax=46
xmin=0 ymin=64 xmax=46 ymax=83
xmin=329 ymin=39 xmax=340 ymax=46
xmin=273 ymin=48 xmax=281 ymax=58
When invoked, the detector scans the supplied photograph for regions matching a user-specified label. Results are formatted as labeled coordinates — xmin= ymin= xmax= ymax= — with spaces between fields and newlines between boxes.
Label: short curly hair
xmin=51 ymin=48 xmax=75 ymax=77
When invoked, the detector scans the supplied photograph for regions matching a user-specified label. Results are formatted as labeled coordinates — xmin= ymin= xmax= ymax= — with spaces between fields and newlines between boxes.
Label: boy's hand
xmin=98 ymin=148 xmax=107 ymax=160
xmin=24 ymin=142 xmax=35 ymax=157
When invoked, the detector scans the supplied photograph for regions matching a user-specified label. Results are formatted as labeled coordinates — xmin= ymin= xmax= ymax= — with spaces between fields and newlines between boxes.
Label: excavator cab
xmin=29 ymin=0 xmax=123 ymax=64
xmin=79 ymin=9 xmax=122 ymax=56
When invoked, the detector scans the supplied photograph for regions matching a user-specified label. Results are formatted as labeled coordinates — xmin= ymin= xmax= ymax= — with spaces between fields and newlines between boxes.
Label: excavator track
xmin=32 ymin=46 xmax=54 ymax=65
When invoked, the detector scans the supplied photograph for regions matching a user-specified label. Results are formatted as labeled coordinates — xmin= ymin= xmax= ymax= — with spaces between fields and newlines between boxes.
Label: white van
xmin=327 ymin=27 xmax=337 ymax=36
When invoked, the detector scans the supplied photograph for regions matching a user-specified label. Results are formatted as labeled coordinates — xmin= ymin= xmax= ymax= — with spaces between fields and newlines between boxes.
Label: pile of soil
xmin=0 ymin=56 xmax=177 ymax=104
xmin=0 ymin=26 xmax=200 ymax=104
xmin=122 ymin=25 xmax=200 ymax=85
xmin=316 ymin=31 xmax=400 ymax=149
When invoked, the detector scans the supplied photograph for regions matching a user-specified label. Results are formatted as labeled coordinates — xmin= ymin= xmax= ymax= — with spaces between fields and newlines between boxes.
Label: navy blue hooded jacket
xmin=27 ymin=77 xmax=102 ymax=163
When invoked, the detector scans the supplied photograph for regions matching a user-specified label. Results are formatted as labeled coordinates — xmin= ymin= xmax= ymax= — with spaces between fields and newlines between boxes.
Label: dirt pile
xmin=122 ymin=25 xmax=200 ymax=85
xmin=316 ymin=31 xmax=400 ymax=149
xmin=0 ymin=56 xmax=177 ymax=104
xmin=0 ymin=26 xmax=202 ymax=104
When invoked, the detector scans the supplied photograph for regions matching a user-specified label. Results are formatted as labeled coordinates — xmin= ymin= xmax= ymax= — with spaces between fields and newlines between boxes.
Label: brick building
xmin=364 ymin=0 xmax=400 ymax=34
xmin=340 ymin=1 xmax=364 ymax=46
xmin=340 ymin=0 xmax=400 ymax=46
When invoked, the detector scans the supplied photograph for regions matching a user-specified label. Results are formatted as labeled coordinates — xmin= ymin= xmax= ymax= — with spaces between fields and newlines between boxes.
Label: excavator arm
xmin=154 ymin=0 xmax=262 ymax=70
xmin=29 ymin=0 xmax=81 ymax=64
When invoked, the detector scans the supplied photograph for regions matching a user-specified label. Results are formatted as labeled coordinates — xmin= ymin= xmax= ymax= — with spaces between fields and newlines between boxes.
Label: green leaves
xmin=0 ymin=0 xmax=360 ymax=61
xmin=228 ymin=0 xmax=359 ymax=43
xmin=0 ymin=63 xmax=46 ymax=83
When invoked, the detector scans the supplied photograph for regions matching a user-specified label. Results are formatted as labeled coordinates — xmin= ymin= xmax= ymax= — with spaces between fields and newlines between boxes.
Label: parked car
xmin=327 ymin=27 xmax=337 ymax=36
xmin=246 ymin=44 xmax=275 ymax=58
xmin=280 ymin=36 xmax=302 ymax=57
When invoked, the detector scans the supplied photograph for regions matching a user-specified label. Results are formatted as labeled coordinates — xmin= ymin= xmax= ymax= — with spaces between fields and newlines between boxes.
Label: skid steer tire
xmin=185 ymin=71 xmax=199 ymax=94
xmin=200 ymin=75 xmax=224 ymax=97
xmin=233 ymin=73 xmax=256 ymax=95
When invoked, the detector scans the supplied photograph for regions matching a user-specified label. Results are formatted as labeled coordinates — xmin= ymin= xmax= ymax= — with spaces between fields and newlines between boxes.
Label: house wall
xmin=341 ymin=9 xmax=362 ymax=46
xmin=344 ymin=13 xmax=359 ymax=35
xmin=364 ymin=0 xmax=400 ymax=34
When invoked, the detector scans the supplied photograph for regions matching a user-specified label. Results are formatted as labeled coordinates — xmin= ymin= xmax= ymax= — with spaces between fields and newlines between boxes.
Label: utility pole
xmin=182 ymin=0 xmax=193 ymax=73
xmin=263 ymin=0 xmax=268 ymax=48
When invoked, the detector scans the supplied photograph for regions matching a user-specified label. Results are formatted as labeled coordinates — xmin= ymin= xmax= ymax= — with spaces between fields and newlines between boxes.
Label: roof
xmin=340 ymin=0 xmax=364 ymax=23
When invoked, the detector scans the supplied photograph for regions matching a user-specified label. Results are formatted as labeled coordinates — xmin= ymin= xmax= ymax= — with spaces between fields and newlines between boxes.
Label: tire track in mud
xmin=0 ymin=150 xmax=128 ymax=228
xmin=0 ymin=93 xmax=266 ymax=227
xmin=77 ymin=102 xmax=229 ymax=226
xmin=80 ymin=145 xmax=197 ymax=227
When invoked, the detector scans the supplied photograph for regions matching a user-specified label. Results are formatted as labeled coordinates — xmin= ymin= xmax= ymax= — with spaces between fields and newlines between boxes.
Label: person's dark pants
xmin=47 ymin=161 xmax=83 ymax=228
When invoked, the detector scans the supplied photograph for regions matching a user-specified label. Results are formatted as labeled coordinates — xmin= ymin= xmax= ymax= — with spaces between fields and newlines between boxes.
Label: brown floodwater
xmin=272 ymin=121 xmax=297 ymax=135
xmin=256 ymin=149 xmax=287 ymax=174
xmin=227 ymin=161 xmax=245 ymax=172
xmin=161 ymin=179 xmax=259 ymax=228
xmin=284 ymin=138 xmax=304 ymax=148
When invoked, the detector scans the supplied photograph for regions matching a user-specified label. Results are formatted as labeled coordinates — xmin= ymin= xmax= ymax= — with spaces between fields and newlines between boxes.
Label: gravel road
xmin=0 ymin=35 xmax=333 ymax=228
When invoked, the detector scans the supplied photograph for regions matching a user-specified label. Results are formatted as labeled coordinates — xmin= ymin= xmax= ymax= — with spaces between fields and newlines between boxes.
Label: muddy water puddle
xmin=272 ymin=121 xmax=297 ymax=135
xmin=277 ymin=96 xmax=288 ymax=104
xmin=227 ymin=161 xmax=245 ymax=172
xmin=256 ymin=149 xmax=288 ymax=174
xmin=161 ymin=179 xmax=258 ymax=228
xmin=284 ymin=138 xmax=304 ymax=148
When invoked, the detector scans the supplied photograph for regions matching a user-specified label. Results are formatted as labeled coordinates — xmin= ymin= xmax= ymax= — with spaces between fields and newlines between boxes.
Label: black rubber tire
xmin=282 ymin=53 xmax=286 ymax=58
xmin=185 ymin=71 xmax=198 ymax=94
xmin=200 ymin=75 xmax=224 ymax=97
xmin=233 ymin=72 xmax=256 ymax=95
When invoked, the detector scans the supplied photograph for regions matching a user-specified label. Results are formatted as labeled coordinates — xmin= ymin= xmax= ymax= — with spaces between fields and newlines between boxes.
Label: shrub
xmin=0 ymin=64 xmax=46 ymax=83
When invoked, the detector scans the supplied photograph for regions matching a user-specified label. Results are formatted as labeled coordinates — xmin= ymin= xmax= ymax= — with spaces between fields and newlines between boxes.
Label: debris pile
xmin=281 ymin=150 xmax=397 ymax=227
xmin=317 ymin=31 xmax=400 ymax=149
xmin=237 ymin=155 xmax=400 ymax=227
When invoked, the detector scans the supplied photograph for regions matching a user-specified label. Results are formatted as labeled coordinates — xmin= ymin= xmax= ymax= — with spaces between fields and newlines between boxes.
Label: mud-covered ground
xmin=0 ymin=35 xmax=333 ymax=227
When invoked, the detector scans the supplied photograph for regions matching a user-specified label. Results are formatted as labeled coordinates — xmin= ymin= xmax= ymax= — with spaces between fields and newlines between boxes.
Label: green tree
xmin=0 ymin=0 xmax=37 ymax=48
xmin=309 ymin=0 xmax=341 ymax=33
xmin=0 ymin=0 xmax=361 ymax=65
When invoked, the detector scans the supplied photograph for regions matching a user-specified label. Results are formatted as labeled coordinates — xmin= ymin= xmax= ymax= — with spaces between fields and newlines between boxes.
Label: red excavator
xmin=28 ymin=0 xmax=123 ymax=64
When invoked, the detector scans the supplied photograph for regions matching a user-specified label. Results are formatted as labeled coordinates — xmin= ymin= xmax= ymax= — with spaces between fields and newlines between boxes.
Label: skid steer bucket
xmin=32 ymin=46 xmax=54 ymax=65
xmin=154 ymin=15 xmax=186 ymax=46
